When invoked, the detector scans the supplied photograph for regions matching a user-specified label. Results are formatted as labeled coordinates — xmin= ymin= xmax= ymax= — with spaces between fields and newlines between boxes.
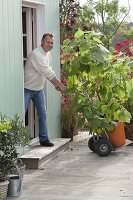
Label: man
xmin=24 ymin=33 xmax=66 ymax=147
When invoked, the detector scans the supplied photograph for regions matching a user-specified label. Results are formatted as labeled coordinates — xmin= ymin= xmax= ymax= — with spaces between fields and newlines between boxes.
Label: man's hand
xmin=55 ymin=85 xmax=66 ymax=93
xmin=51 ymin=77 xmax=66 ymax=93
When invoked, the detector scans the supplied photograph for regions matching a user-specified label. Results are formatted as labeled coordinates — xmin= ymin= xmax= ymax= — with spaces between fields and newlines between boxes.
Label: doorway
xmin=22 ymin=7 xmax=38 ymax=139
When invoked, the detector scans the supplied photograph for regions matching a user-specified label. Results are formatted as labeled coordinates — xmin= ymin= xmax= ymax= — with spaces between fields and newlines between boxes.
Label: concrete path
xmin=7 ymin=133 xmax=133 ymax=200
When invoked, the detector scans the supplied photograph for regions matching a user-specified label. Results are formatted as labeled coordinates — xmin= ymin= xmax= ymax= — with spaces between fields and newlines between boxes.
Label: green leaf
xmin=129 ymin=88 xmax=133 ymax=98
xmin=71 ymin=60 xmax=80 ymax=74
xmin=101 ymin=105 xmax=108 ymax=114
xmin=91 ymin=31 xmax=103 ymax=37
xmin=114 ymin=109 xmax=131 ymax=123
xmin=74 ymin=28 xmax=84 ymax=39
xmin=93 ymin=37 xmax=102 ymax=44
xmin=80 ymin=41 xmax=91 ymax=51
xmin=67 ymin=88 xmax=76 ymax=94
xmin=126 ymin=79 xmax=133 ymax=98
xmin=91 ymin=52 xmax=105 ymax=63
xmin=100 ymin=86 xmax=107 ymax=96
xmin=128 ymin=60 xmax=133 ymax=68
xmin=117 ymin=89 xmax=126 ymax=99
xmin=79 ymin=63 xmax=90 ymax=72
xmin=97 ymin=44 xmax=110 ymax=53
xmin=62 ymin=39 xmax=70 ymax=46
xmin=89 ymin=117 xmax=102 ymax=128
xmin=77 ymin=118 xmax=85 ymax=128
xmin=79 ymin=53 xmax=90 ymax=64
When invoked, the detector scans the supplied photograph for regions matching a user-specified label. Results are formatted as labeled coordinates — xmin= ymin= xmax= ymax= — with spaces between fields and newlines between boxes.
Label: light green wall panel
xmin=0 ymin=0 xmax=24 ymax=119
xmin=44 ymin=0 xmax=61 ymax=138
xmin=23 ymin=0 xmax=44 ymax=4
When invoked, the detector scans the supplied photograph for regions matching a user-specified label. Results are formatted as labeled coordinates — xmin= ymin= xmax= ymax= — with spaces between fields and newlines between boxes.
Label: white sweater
xmin=24 ymin=46 xmax=56 ymax=91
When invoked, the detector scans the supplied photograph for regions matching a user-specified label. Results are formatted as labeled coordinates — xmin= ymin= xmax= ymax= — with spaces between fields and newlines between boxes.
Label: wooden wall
xmin=0 ymin=0 xmax=24 ymax=118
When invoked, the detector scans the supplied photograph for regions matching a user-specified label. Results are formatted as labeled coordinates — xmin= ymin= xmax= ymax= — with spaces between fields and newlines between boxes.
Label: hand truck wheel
xmin=95 ymin=138 xmax=113 ymax=157
xmin=88 ymin=135 xmax=103 ymax=152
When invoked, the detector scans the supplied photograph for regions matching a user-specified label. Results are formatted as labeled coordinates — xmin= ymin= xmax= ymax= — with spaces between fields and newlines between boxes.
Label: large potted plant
xmin=61 ymin=29 xmax=133 ymax=155
xmin=0 ymin=114 xmax=30 ymax=198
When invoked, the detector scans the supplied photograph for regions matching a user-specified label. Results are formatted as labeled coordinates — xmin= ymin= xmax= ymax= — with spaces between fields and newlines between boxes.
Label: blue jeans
xmin=24 ymin=88 xmax=48 ymax=142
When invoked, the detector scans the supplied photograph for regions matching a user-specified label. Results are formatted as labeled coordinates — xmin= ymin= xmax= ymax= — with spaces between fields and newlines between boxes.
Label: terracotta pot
xmin=107 ymin=122 xmax=125 ymax=148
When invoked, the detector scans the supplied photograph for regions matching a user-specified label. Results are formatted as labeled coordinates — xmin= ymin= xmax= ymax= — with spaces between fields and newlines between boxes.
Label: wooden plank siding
xmin=23 ymin=0 xmax=45 ymax=4
xmin=0 ymin=0 xmax=24 ymax=118
xmin=45 ymin=0 xmax=61 ymax=138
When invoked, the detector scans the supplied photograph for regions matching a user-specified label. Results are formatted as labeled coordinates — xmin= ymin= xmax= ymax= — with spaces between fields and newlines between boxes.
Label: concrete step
xmin=20 ymin=138 xmax=71 ymax=169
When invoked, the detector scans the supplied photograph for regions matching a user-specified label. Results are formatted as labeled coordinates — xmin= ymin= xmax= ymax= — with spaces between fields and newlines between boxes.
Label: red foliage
xmin=61 ymin=71 xmax=67 ymax=86
xmin=114 ymin=39 xmax=133 ymax=57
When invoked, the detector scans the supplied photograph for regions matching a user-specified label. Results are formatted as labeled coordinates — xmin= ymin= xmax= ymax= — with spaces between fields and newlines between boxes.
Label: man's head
xmin=41 ymin=33 xmax=55 ymax=52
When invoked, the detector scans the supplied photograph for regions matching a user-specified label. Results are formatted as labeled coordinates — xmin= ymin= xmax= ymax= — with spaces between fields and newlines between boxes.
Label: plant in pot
xmin=61 ymin=93 xmax=78 ymax=141
xmin=61 ymin=28 xmax=133 ymax=156
xmin=0 ymin=120 xmax=12 ymax=200
xmin=0 ymin=114 xmax=30 ymax=198
xmin=123 ymin=89 xmax=133 ymax=141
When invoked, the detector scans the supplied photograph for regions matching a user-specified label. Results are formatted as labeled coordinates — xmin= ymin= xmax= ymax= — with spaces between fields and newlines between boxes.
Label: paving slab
xmin=6 ymin=132 xmax=133 ymax=200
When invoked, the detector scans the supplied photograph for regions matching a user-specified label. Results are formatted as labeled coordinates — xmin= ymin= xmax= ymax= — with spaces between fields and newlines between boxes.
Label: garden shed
xmin=0 ymin=0 xmax=61 ymax=140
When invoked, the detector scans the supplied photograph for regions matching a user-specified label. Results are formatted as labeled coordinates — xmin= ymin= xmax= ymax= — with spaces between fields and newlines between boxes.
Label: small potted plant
xmin=61 ymin=94 xmax=78 ymax=141
xmin=0 ymin=114 xmax=30 ymax=197
xmin=0 ymin=120 xmax=11 ymax=199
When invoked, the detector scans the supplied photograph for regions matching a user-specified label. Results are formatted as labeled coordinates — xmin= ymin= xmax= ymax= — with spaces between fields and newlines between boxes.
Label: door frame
xmin=22 ymin=1 xmax=46 ymax=140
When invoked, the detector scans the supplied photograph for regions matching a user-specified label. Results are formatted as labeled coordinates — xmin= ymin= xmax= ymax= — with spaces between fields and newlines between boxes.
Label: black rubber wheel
xmin=88 ymin=136 xmax=96 ymax=152
xmin=88 ymin=135 xmax=102 ymax=152
xmin=95 ymin=138 xmax=112 ymax=157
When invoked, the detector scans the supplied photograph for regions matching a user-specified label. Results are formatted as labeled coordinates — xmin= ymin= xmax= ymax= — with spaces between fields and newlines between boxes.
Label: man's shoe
xmin=40 ymin=139 xmax=54 ymax=147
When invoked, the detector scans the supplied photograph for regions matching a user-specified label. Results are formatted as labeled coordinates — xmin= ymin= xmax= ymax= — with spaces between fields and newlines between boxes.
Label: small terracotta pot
xmin=107 ymin=122 xmax=125 ymax=148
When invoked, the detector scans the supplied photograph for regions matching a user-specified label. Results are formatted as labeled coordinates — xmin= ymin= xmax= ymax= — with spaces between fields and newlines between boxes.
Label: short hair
xmin=42 ymin=33 xmax=55 ymax=40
